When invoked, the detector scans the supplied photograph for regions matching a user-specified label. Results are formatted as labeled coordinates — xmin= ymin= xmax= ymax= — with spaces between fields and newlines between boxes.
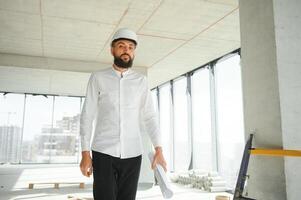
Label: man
xmin=80 ymin=28 xmax=167 ymax=200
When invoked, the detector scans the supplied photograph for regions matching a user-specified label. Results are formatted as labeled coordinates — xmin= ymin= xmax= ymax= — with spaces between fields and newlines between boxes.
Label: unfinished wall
xmin=273 ymin=0 xmax=301 ymax=199
xmin=240 ymin=0 xmax=301 ymax=199
xmin=239 ymin=0 xmax=286 ymax=199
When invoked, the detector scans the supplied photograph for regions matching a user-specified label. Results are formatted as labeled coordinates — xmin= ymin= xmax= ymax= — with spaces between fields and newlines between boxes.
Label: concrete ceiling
xmin=0 ymin=0 xmax=240 ymax=88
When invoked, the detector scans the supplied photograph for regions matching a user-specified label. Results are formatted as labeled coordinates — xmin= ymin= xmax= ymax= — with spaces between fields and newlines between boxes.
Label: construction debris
xmin=170 ymin=170 xmax=227 ymax=192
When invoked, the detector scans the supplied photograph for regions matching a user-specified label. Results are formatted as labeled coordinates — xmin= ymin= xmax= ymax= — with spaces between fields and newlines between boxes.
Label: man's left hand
xmin=151 ymin=147 xmax=167 ymax=172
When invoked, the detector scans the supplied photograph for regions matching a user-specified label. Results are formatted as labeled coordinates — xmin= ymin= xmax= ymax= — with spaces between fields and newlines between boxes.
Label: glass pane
xmin=151 ymin=89 xmax=158 ymax=113
xmin=215 ymin=54 xmax=245 ymax=189
xmin=159 ymin=83 xmax=172 ymax=171
xmin=51 ymin=96 xmax=81 ymax=163
xmin=191 ymin=68 xmax=213 ymax=171
xmin=173 ymin=77 xmax=190 ymax=171
xmin=0 ymin=93 xmax=25 ymax=164
xmin=78 ymin=97 xmax=85 ymax=159
xmin=21 ymin=95 xmax=53 ymax=163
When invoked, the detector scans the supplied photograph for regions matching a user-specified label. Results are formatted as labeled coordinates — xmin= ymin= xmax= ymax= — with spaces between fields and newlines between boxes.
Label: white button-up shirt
xmin=80 ymin=67 xmax=161 ymax=158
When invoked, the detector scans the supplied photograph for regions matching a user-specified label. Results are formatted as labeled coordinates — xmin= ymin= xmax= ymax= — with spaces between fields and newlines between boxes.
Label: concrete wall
xmin=273 ymin=1 xmax=301 ymax=199
xmin=240 ymin=0 xmax=301 ymax=199
xmin=239 ymin=0 xmax=286 ymax=199
xmin=0 ymin=66 xmax=90 ymax=96
xmin=0 ymin=64 xmax=148 ymax=96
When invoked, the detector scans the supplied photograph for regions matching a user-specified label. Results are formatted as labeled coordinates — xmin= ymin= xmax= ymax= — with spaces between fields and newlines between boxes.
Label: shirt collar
xmin=112 ymin=66 xmax=132 ymax=78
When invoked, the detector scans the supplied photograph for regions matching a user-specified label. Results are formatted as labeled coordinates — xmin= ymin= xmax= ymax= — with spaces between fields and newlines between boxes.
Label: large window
xmin=21 ymin=95 xmax=54 ymax=163
xmin=215 ymin=54 xmax=245 ymax=188
xmin=173 ymin=77 xmax=190 ymax=171
xmin=191 ymin=68 xmax=213 ymax=171
xmin=153 ymin=50 xmax=244 ymax=190
xmin=159 ymin=83 xmax=172 ymax=171
xmin=51 ymin=96 xmax=81 ymax=163
xmin=0 ymin=93 xmax=83 ymax=164
xmin=0 ymin=93 xmax=25 ymax=164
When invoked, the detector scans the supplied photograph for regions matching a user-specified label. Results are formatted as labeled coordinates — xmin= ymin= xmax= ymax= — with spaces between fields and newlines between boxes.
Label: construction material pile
xmin=169 ymin=170 xmax=227 ymax=192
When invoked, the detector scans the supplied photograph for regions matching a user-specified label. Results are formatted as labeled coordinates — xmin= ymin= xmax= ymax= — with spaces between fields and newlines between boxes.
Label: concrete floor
xmin=0 ymin=164 xmax=232 ymax=200
xmin=0 ymin=183 xmax=232 ymax=200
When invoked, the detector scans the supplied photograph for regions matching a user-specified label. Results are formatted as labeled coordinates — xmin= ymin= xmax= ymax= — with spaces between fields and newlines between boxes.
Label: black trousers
xmin=92 ymin=151 xmax=142 ymax=200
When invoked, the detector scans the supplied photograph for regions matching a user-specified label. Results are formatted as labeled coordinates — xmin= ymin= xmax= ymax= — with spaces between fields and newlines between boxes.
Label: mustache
xmin=121 ymin=53 xmax=130 ymax=57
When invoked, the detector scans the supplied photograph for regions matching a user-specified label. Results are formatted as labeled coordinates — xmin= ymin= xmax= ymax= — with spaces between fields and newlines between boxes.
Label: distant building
xmin=21 ymin=140 xmax=36 ymax=163
xmin=0 ymin=126 xmax=22 ymax=164
xmin=56 ymin=114 xmax=80 ymax=133
xmin=35 ymin=114 xmax=80 ymax=163
xmin=0 ymin=114 xmax=80 ymax=163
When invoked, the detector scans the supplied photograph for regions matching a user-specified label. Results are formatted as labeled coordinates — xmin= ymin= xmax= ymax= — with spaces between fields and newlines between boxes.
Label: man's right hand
xmin=80 ymin=151 xmax=93 ymax=177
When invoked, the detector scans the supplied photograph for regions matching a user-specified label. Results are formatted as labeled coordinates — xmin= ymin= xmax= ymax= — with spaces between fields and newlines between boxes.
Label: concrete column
xmin=239 ymin=0 xmax=286 ymax=199
xmin=273 ymin=1 xmax=301 ymax=200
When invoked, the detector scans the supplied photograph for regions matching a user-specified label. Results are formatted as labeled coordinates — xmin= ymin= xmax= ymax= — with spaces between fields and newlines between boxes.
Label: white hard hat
xmin=111 ymin=28 xmax=138 ymax=46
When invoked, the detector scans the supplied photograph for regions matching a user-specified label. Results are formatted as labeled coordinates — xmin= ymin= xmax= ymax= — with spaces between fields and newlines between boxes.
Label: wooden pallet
xmin=67 ymin=195 xmax=93 ymax=200
xmin=28 ymin=182 xmax=85 ymax=189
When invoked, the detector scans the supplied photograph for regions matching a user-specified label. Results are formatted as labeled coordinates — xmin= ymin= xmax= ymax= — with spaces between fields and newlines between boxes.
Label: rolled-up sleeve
xmin=141 ymin=77 xmax=162 ymax=148
xmin=80 ymin=73 xmax=99 ymax=151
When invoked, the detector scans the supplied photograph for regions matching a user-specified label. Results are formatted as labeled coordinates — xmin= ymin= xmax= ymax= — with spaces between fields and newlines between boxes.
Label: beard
xmin=113 ymin=53 xmax=134 ymax=68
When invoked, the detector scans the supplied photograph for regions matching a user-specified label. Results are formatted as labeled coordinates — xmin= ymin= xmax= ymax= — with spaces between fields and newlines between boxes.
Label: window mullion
xmin=209 ymin=64 xmax=219 ymax=172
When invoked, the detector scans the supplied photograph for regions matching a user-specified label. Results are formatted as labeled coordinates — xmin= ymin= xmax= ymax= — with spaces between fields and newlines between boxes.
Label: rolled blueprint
xmin=148 ymin=152 xmax=173 ymax=199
